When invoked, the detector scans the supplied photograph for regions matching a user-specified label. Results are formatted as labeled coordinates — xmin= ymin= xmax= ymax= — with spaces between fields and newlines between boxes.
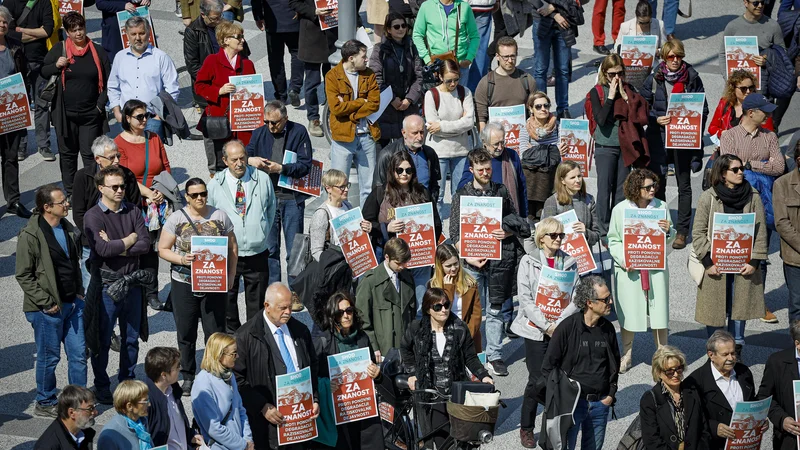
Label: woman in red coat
xmin=708 ymin=69 xmax=774 ymax=141
xmin=195 ymin=21 xmax=255 ymax=177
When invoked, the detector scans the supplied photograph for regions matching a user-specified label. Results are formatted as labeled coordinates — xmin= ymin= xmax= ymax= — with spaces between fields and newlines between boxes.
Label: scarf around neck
xmin=63 ymin=39 xmax=103 ymax=93
xmin=714 ymin=180 xmax=753 ymax=213
xmin=124 ymin=416 xmax=153 ymax=450
xmin=526 ymin=114 xmax=557 ymax=142
xmin=655 ymin=61 xmax=689 ymax=85
xmin=499 ymin=151 xmax=520 ymax=215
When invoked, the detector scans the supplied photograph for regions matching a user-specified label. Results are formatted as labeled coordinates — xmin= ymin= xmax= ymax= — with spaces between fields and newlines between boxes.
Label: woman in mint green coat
xmin=608 ymin=168 xmax=676 ymax=374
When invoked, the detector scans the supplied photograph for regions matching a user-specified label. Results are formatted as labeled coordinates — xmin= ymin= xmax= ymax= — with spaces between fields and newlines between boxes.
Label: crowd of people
xmin=9 ymin=0 xmax=800 ymax=448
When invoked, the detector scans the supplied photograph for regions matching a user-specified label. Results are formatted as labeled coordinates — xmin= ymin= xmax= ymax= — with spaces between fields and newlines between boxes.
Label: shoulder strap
xmin=487 ymin=70 xmax=495 ymax=105
xmin=180 ymin=208 xmax=201 ymax=235
xmin=432 ymin=86 xmax=441 ymax=110
xmin=456 ymin=85 xmax=466 ymax=104
xmin=521 ymin=71 xmax=531 ymax=99
xmin=454 ymin=3 xmax=461 ymax=57
xmin=595 ymin=84 xmax=604 ymax=106
xmin=142 ymin=134 xmax=151 ymax=187
xmin=16 ymin=0 xmax=37 ymax=28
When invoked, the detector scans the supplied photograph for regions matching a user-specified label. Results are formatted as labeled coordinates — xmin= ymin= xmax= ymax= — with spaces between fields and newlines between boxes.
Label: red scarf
xmin=62 ymin=39 xmax=103 ymax=93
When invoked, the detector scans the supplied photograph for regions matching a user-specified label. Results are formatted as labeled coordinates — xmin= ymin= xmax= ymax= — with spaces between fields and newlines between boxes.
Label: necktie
xmin=275 ymin=328 xmax=297 ymax=373
xmin=394 ymin=273 xmax=400 ymax=292
xmin=235 ymin=179 xmax=246 ymax=217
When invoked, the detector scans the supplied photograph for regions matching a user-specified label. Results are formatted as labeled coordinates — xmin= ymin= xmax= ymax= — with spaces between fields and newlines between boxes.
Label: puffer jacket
xmin=368 ymin=37 xmax=424 ymax=141
xmin=450 ymin=181 xmax=531 ymax=307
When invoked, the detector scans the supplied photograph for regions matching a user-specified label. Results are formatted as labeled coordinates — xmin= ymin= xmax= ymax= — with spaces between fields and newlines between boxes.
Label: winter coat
xmin=449 ymin=181 xmax=531 ymax=307
xmin=145 ymin=379 xmax=194 ymax=448
xmin=692 ymin=188 xmax=767 ymax=326
xmin=325 ymin=62 xmax=381 ymax=143
xmin=373 ymin=138 xmax=442 ymax=202
xmin=368 ymin=37 xmax=424 ymax=141
xmin=355 ymin=262 xmax=417 ymax=355
xmin=510 ymin=249 xmax=579 ymax=341
xmin=774 ymin=168 xmax=800 ymax=267
xmin=289 ymin=0 xmax=362 ymax=64
xmin=34 ymin=418 xmax=95 ymax=450
xmin=412 ymin=0 xmax=480 ymax=64
xmin=639 ymin=381 xmax=711 ymax=450
xmin=245 ymin=120 xmax=313 ymax=205
xmin=541 ymin=192 xmax=601 ymax=247
xmin=439 ymin=281 xmax=482 ymax=352
xmin=362 ymin=183 xmax=443 ymax=247
xmin=607 ymin=199 xmax=676 ymax=332
xmin=756 ymin=347 xmax=800 ymax=450
xmin=291 ymin=245 xmax=355 ymax=326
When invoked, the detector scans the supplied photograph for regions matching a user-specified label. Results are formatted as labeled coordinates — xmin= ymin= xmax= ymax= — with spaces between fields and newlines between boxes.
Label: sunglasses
xmin=223 ymin=351 xmax=238 ymax=357
xmin=391 ymin=23 xmax=408 ymax=30
xmin=443 ymin=77 xmax=460 ymax=85
xmin=748 ymin=0 xmax=764 ymax=6
xmin=663 ymin=366 xmax=685 ymax=378
xmin=103 ymin=184 xmax=126 ymax=192
xmin=431 ymin=301 xmax=451 ymax=312
xmin=606 ymin=70 xmax=624 ymax=78
xmin=228 ymin=34 xmax=245 ymax=41
xmin=264 ymin=119 xmax=283 ymax=126
xmin=545 ymin=232 xmax=565 ymax=240
xmin=130 ymin=112 xmax=153 ymax=122
xmin=728 ymin=166 xmax=744 ymax=174
xmin=534 ymin=103 xmax=551 ymax=111
xmin=665 ymin=54 xmax=684 ymax=61
xmin=98 ymin=153 xmax=121 ymax=161
xmin=395 ymin=167 xmax=416 ymax=175
xmin=187 ymin=191 xmax=209 ymax=199
xmin=594 ymin=294 xmax=613 ymax=304
xmin=641 ymin=183 xmax=659 ymax=191
xmin=334 ymin=182 xmax=351 ymax=191
xmin=335 ymin=307 xmax=355 ymax=318
xmin=736 ymin=85 xmax=757 ymax=94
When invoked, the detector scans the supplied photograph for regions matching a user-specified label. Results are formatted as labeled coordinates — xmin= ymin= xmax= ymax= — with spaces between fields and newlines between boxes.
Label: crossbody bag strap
xmin=180 ymin=208 xmax=201 ymax=235
xmin=454 ymin=3 xmax=461 ymax=58
xmin=17 ymin=0 xmax=37 ymax=28
xmin=142 ymin=134 xmax=150 ymax=187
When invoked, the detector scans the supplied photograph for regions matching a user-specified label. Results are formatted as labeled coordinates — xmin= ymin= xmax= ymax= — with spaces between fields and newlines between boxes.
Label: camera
xmin=422 ymin=58 xmax=444 ymax=90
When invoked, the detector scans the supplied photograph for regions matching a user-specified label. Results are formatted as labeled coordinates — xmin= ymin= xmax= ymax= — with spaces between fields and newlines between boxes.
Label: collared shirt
xmin=97 ymin=200 xmax=127 ymax=214
xmin=68 ymin=429 xmax=84 ymax=446
xmin=264 ymin=312 xmax=299 ymax=370
xmin=225 ymin=167 xmax=253 ymax=207
xmin=710 ymin=363 xmax=742 ymax=410
xmin=164 ymin=386 xmax=189 ymax=450
xmin=719 ymin=124 xmax=785 ymax=176
xmin=384 ymin=261 xmax=399 ymax=292
xmin=108 ymin=45 xmax=180 ymax=111
xmin=407 ymin=146 xmax=430 ymax=189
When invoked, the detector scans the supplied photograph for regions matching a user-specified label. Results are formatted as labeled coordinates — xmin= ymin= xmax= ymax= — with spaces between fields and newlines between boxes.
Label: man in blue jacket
xmin=246 ymin=101 xmax=312 ymax=295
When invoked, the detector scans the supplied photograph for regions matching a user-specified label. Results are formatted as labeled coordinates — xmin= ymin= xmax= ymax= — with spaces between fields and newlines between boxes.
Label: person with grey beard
xmin=34 ymin=385 xmax=98 ymax=449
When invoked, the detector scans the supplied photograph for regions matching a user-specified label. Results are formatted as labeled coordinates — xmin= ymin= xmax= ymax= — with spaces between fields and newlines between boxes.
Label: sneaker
xmin=760 ymin=308 xmax=779 ymax=324
xmin=92 ymin=387 xmax=113 ymax=405
xmin=308 ymin=119 xmax=324 ymax=137
xmin=288 ymin=90 xmax=301 ymax=108
xmin=291 ymin=291 xmax=304 ymax=312
xmin=174 ymin=1 xmax=182 ymax=17
xmin=34 ymin=403 xmax=59 ymax=418
xmin=487 ymin=359 xmax=509 ymax=377
xmin=667 ymin=164 xmax=675 ymax=177
xmin=520 ymin=429 xmax=536 ymax=448
xmin=38 ymin=147 xmax=55 ymax=161
xmin=181 ymin=379 xmax=193 ymax=397
xmin=110 ymin=332 xmax=121 ymax=353
xmin=17 ymin=149 xmax=26 ymax=161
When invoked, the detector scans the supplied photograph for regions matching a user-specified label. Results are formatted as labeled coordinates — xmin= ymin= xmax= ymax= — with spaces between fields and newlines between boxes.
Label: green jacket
xmin=412 ymin=0 xmax=480 ymax=64
xmin=16 ymin=215 xmax=84 ymax=313
xmin=355 ymin=263 xmax=417 ymax=355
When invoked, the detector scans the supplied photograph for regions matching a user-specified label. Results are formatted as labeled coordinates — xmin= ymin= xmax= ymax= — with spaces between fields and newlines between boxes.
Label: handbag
xmin=287 ymin=234 xmax=312 ymax=278
xmin=37 ymin=42 xmax=66 ymax=106
xmin=687 ymin=201 xmax=714 ymax=287
xmin=425 ymin=4 xmax=461 ymax=68
xmin=201 ymin=63 xmax=241 ymax=140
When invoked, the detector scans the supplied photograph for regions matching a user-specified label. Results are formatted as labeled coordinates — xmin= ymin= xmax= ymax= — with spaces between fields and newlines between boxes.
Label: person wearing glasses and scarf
xmin=522 ymin=91 xmax=566 ymax=222
xmin=97 ymin=380 xmax=155 ymax=450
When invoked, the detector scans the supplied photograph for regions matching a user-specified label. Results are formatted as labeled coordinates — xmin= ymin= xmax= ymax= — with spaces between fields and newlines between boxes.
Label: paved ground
xmin=0 ymin=0 xmax=799 ymax=448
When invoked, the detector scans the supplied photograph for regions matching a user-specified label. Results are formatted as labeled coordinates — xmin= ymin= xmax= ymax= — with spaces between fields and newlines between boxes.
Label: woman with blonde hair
xmin=97 ymin=380 xmax=154 ymax=449
xmin=522 ymin=91 xmax=566 ymax=221
xmin=309 ymin=169 xmax=372 ymax=261
xmin=429 ymin=243 xmax=481 ymax=351
xmin=542 ymin=161 xmax=600 ymax=247
xmin=191 ymin=332 xmax=254 ymax=450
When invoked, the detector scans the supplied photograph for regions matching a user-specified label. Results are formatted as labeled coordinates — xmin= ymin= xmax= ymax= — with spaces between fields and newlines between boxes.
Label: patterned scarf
xmin=124 ymin=416 xmax=153 ymax=450
xmin=525 ymin=114 xmax=557 ymax=142
xmin=661 ymin=382 xmax=685 ymax=442
xmin=500 ymin=150 xmax=520 ymax=215
xmin=654 ymin=61 xmax=689 ymax=85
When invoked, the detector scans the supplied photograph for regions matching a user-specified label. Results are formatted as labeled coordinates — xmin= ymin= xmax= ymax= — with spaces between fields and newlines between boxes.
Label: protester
xmin=424 ymin=59 xmax=475 ymax=212
xmin=310 ymin=169 xmax=371 ymax=261
xmin=373 ymin=115 xmax=441 ymax=201
xmin=158 ymin=178 xmax=237 ymax=391
xmin=246 ymin=100 xmax=312 ymax=286
xmin=613 ymin=1 xmax=667 ymax=53
xmin=34 ymin=385 xmax=97 ymax=449
xmin=774 ymin=149 xmax=800 ymax=322
xmin=692 ymin=154 xmax=767 ymax=357
xmin=428 ymin=243 xmax=482 ymax=352
xmin=195 ymin=20 xmax=256 ymax=174
xmin=757 ymin=320 xmax=800 ymax=450
xmin=708 ymin=70 xmax=775 ymax=141
xmin=356 ymin=237 xmax=417 ymax=359
xmin=474 ymin=36 xmax=536 ymax=130
xmin=17 ymin=185 xmax=85 ymax=418
xmin=510 ymin=217 xmax=578 ymax=448
xmin=451 ymin=148 xmax=531 ymax=377
xmin=97 ymin=380 xmax=153 ymax=450
xmin=591 ymin=0 xmax=625 ymax=55
xmin=191 ymin=332 xmax=254 ymax=450
xmin=541 ymin=161 xmax=601 ymax=248
xmin=207 ymin=140 xmax=276 ymax=333
xmin=640 ymin=346 xmax=710 ymax=450
xmin=251 ymin=0 xmax=303 ymax=107
xmin=368 ymin=12 xmax=424 ymax=148
xmin=686 ymin=330 xmax=757 ymax=450
xmin=400 ymin=287 xmax=493 ymax=449
xmin=412 ymin=0 xmax=479 ymax=87
xmin=40 ymin=12 xmax=110 ymax=197
xmin=233 ymin=283 xmax=320 ymax=450
xmin=522 ymin=92 xmax=564 ymax=221
xmin=541 ymin=275 xmax=620 ymax=450
xmin=326 ymin=39 xmax=381 ymax=206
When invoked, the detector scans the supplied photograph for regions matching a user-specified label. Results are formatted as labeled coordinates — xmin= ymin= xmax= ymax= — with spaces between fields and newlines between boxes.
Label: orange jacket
xmin=324 ymin=62 xmax=381 ymax=143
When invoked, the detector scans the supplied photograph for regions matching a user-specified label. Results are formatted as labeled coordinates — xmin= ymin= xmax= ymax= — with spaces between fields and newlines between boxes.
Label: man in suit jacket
xmin=686 ymin=330 xmax=756 ymax=450
xmin=233 ymin=283 xmax=319 ymax=449
xmin=757 ymin=319 xmax=800 ymax=450
xmin=356 ymin=237 xmax=417 ymax=361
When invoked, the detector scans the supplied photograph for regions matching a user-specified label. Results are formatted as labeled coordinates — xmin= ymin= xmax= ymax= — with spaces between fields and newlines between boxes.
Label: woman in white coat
xmin=613 ymin=0 xmax=667 ymax=54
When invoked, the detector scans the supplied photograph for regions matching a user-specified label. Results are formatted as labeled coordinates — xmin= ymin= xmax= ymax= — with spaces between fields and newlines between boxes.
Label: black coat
xmin=145 ymin=378 xmax=195 ymax=448
xmin=373 ymin=138 xmax=441 ymax=203
xmin=640 ymin=382 xmax=711 ymax=450
xmin=233 ymin=315 xmax=319 ymax=450
xmin=362 ymin=183 xmax=443 ymax=247
xmin=34 ymin=418 xmax=96 ymax=450
xmin=757 ymin=347 xmax=800 ymax=450
xmin=289 ymin=0 xmax=362 ymax=64
xmin=686 ymin=359 xmax=756 ymax=450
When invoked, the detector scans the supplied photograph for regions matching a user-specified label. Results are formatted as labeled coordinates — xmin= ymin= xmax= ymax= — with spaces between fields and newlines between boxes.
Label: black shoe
xmin=593 ymin=45 xmax=610 ymax=55
xmin=488 ymin=359 xmax=509 ymax=377
xmin=38 ymin=147 xmax=55 ymax=161
xmin=7 ymin=201 xmax=32 ymax=219
xmin=557 ymin=110 xmax=572 ymax=119
xmin=162 ymin=296 xmax=173 ymax=312
xmin=34 ymin=403 xmax=59 ymax=418
xmin=181 ymin=380 xmax=193 ymax=396
xmin=505 ymin=323 xmax=519 ymax=339
xmin=288 ymin=90 xmax=301 ymax=107
xmin=186 ymin=132 xmax=204 ymax=141
xmin=91 ymin=387 xmax=113 ymax=405
xmin=148 ymin=297 xmax=165 ymax=311
xmin=110 ymin=332 xmax=121 ymax=353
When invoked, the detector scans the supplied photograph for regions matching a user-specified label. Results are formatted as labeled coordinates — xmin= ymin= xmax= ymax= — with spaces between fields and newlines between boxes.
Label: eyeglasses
xmin=534 ymin=103 xmax=551 ymax=111
xmin=103 ymin=184 xmax=126 ymax=192
xmin=641 ymin=183 xmax=659 ymax=191
xmin=187 ymin=191 xmax=209 ymax=199
xmin=443 ymin=77 xmax=460 ymax=85
xmin=334 ymin=182 xmax=351 ymax=191
xmin=431 ymin=301 xmax=451 ymax=312
xmin=665 ymin=54 xmax=684 ymax=61
xmin=223 ymin=351 xmax=238 ymax=357
xmin=594 ymin=294 xmax=613 ymax=304
xmin=50 ymin=198 xmax=70 ymax=207
xmin=98 ymin=153 xmax=121 ymax=161
xmin=264 ymin=119 xmax=284 ymax=126
xmin=227 ymin=34 xmax=245 ymax=41
xmin=545 ymin=232 xmax=565 ymax=240
xmin=203 ymin=13 xmax=222 ymax=23
xmin=728 ymin=166 xmax=744 ymax=174
xmin=76 ymin=404 xmax=97 ymax=413
xmin=497 ymin=54 xmax=517 ymax=61
xmin=130 ymin=112 xmax=152 ymax=122
xmin=748 ymin=0 xmax=764 ymax=6
xmin=391 ymin=23 xmax=408 ymax=30
xmin=136 ymin=399 xmax=151 ymax=405
xmin=395 ymin=167 xmax=416 ymax=175
xmin=488 ymin=141 xmax=505 ymax=149
xmin=736 ymin=85 xmax=757 ymax=94
xmin=663 ymin=366 xmax=685 ymax=378
xmin=335 ymin=307 xmax=355 ymax=318
xmin=606 ymin=70 xmax=624 ymax=78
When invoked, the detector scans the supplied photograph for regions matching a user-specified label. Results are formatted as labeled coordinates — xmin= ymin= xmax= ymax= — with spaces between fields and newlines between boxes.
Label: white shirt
xmin=225 ymin=167 xmax=253 ymax=205
xmin=384 ymin=261 xmax=399 ymax=292
xmin=164 ymin=386 xmax=189 ymax=450
xmin=450 ymin=291 xmax=462 ymax=320
xmin=711 ymin=363 xmax=743 ymax=410
xmin=264 ymin=312 xmax=299 ymax=371
xmin=435 ymin=332 xmax=446 ymax=357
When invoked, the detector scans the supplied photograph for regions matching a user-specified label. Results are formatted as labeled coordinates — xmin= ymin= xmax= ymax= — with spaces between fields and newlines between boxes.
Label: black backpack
xmin=486 ymin=69 xmax=533 ymax=118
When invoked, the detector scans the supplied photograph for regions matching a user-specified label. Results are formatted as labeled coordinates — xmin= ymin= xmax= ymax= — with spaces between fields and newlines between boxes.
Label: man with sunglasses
xmin=34 ymin=385 xmax=98 ymax=449
xmin=475 ymin=36 xmax=537 ymax=129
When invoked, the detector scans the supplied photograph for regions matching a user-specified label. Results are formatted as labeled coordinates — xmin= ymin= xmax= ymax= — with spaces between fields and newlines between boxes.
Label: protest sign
xmin=277 ymin=367 xmax=318 ymax=445
xmin=330 ymin=207 xmax=378 ymax=278
xmin=229 ymin=74 xmax=264 ymax=131
xmin=277 ymin=151 xmax=323 ymax=197
xmin=535 ymin=267 xmax=577 ymax=322
xmin=191 ymin=236 xmax=228 ymax=293
xmin=711 ymin=213 xmax=756 ymax=274
xmin=620 ymin=35 xmax=657 ymax=90
xmin=488 ymin=105 xmax=528 ymax=155
xmin=666 ymin=93 xmax=705 ymax=149
xmin=623 ymin=208 xmax=667 ymax=270
xmin=724 ymin=397 xmax=771 ymax=450
xmin=0 ymin=73 xmax=31 ymax=135
xmin=59 ymin=0 xmax=83 ymax=17
xmin=725 ymin=36 xmax=760 ymax=90
xmin=315 ymin=0 xmax=338 ymax=30
xmin=559 ymin=119 xmax=593 ymax=177
xmin=459 ymin=196 xmax=502 ymax=260
xmin=395 ymin=203 xmax=436 ymax=268
xmin=328 ymin=348 xmax=379 ymax=425
xmin=117 ymin=7 xmax=157 ymax=49
xmin=552 ymin=210 xmax=598 ymax=275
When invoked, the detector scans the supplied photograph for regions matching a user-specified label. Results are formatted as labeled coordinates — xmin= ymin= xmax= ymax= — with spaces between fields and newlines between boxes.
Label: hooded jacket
xmin=412 ymin=0 xmax=480 ymax=64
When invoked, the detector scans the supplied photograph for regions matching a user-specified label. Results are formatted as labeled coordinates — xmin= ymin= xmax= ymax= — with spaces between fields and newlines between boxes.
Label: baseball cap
xmin=741 ymin=93 xmax=777 ymax=113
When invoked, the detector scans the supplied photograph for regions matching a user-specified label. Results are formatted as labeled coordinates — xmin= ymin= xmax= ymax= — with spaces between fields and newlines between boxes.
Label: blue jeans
xmin=267 ymin=198 xmax=305 ymax=285
xmin=459 ymin=67 xmax=471 ymax=96
xmin=706 ymin=274 xmax=746 ymax=345
xmin=222 ymin=9 xmax=234 ymax=21
xmin=145 ymin=117 xmax=166 ymax=143
xmin=467 ymin=12 xmax=493 ymax=93
xmin=80 ymin=246 xmax=91 ymax=290
xmin=648 ymin=0 xmax=679 ymax=35
xmin=438 ymin=156 xmax=468 ymax=211
xmin=330 ymin=134 xmax=376 ymax=206
xmin=785 ymin=263 xmax=800 ymax=322
xmin=24 ymin=300 xmax=87 ymax=406
xmin=91 ymin=285 xmax=142 ymax=391
xmin=411 ymin=266 xmax=433 ymax=319
xmin=530 ymin=19 xmax=570 ymax=114
xmin=464 ymin=266 xmax=513 ymax=362
xmin=567 ymin=399 xmax=610 ymax=450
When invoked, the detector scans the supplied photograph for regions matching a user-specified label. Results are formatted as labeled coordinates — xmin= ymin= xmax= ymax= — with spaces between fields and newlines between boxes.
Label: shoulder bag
xmin=288 ymin=206 xmax=332 ymax=278
xmin=200 ymin=62 xmax=241 ymax=140
xmin=426 ymin=3 xmax=460 ymax=65
xmin=170 ymin=208 xmax=200 ymax=277
xmin=37 ymin=41 xmax=66 ymax=107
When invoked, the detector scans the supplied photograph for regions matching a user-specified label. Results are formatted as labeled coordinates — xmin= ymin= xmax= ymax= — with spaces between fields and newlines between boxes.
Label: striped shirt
xmin=719 ymin=124 xmax=785 ymax=176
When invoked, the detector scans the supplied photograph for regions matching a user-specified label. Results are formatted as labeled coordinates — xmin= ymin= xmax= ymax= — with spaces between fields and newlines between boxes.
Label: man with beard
xmin=34 ymin=385 xmax=98 ymax=449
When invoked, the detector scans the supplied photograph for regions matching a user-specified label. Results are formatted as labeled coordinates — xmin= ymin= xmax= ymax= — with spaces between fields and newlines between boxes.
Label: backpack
xmin=616 ymin=391 xmax=655 ymax=450
xmin=584 ymin=84 xmax=605 ymax=135
xmin=487 ymin=69 xmax=533 ymax=117
xmin=423 ymin=84 xmax=466 ymax=117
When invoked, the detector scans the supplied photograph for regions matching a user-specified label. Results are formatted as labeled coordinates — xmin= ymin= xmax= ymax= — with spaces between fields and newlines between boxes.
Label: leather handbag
xmin=201 ymin=111 xmax=231 ymax=140
xmin=427 ymin=3 xmax=461 ymax=66
xmin=287 ymin=233 xmax=312 ymax=278
xmin=37 ymin=42 xmax=66 ymax=106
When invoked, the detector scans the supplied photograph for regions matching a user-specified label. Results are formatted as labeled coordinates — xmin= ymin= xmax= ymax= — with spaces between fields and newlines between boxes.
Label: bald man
xmin=373 ymin=114 xmax=441 ymax=202
xmin=232 ymin=283 xmax=319 ymax=449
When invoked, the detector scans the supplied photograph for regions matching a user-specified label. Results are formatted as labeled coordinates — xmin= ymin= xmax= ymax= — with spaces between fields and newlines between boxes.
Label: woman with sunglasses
xmin=509 ymin=217 xmax=578 ymax=447
xmin=708 ymin=70 xmax=774 ymax=141
xmin=310 ymin=169 xmax=372 ymax=262
xmin=400 ymin=287 xmax=492 ymax=449
xmin=314 ymin=291 xmax=382 ymax=449
xmin=692 ymin=155 xmax=767 ymax=358
xmin=368 ymin=11 xmax=423 ymax=148
xmin=428 ymin=243 xmax=481 ymax=352
xmin=522 ymin=91 xmax=566 ymax=222
xmin=424 ymin=58 xmax=475 ymax=214
xmin=640 ymin=345 xmax=710 ymax=450
xmin=195 ymin=20 xmax=255 ymax=177
xmin=640 ymin=38 xmax=709 ymax=250
xmin=541 ymin=161 xmax=600 ymax=248
xmin=608 ymin=168 xmax=675 ymax=373
xmin=613 ymin=1 xmax=666 ymax=56
xmin=157 ymin=178 xmax=238 ymax=393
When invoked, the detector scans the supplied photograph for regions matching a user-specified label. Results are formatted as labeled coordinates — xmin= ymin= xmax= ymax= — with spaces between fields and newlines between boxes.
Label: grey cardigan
xmin=97 ymin=414 xmax=145 ymax=450
xmin=541 ymin=192 xmax=600 ymax=246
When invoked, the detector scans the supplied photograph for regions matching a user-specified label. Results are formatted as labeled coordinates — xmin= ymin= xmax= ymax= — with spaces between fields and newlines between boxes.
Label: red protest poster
xmin=59 ymin=0 xmax=83 ymax=17
xmin=315 ymin=0 xmax=338 ymax=30
xmin=552 ymin=210 xmax=597 ymax=275
xmin=711 ymin=213 xmax=756 ymax=274
xmin=665 ymin=93 xmax=705 ymax=150
xmin=277 ymin=367 xmax=317 ymax=445
xmin=330 ymin=207 xmax=378 ymax=278
xmin=278 ymin=152 xmax=323 ymax=197
xmin=190 ymin=236 xmax=228 ymax=293
xmin=396 ymin=203 xmax=436 ymax=268
xmin=535 ymin=267 xmax=577 ymax=321
xmin=229 ymin=74 xmax=265 ymax=132
xmin=459 ymin=196 xmax=502 ymax=260
xmin=622 ymin=208 xmax=667 ymax=270
xmin=328 ymin=348 xmax=379 ymax=425
xmin=725 ymin=36 xmax=761 ymax=90
xmin=619 ymin=35 xmax=657 ymax=90
xmin=0 ymin=73 xmax=31 ymax=135
xmin=379 ymin=402 xmax=394 ymax=423
xmin=559 ymin=119 xmax=593 ymax=177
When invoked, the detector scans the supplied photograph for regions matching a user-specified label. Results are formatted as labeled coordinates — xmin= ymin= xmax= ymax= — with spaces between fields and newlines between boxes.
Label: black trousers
xmin=594 ymin=146 xmax=630 ymax=238
xmin=226 ymin=249 xmax=269 ymax=333
xmin=171 ymin=279 xmax=226 ymax=381
xmin=303 ymin=62 xmax=331 ymax=122
xmin=668 ymin=147 xmax=699 ymax=236
xmin=266 ymin=31 xmax=304 ymax=102
xmin=521 ymin=337 xmax=549 ymax=429
xmin=58 ymin=110 xmax=103 ymax=195
xmin=0 ymin=130 xmax=21 ymax=204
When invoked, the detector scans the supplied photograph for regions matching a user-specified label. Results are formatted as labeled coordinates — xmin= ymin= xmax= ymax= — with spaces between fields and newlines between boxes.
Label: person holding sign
xmin=692 ymin=155 xmax=768 ymax=354
xmin=428 ymin=243 xmax=482 ymax=352
xmin=157 ymin=178 xmax=238 ymax=393
xmin=613 ymin=1 xmax=667 ymax=54
xmin=608 ymin=169 xmax=675 ymax=374
xmin=755 ymin=320 xmax=800 ymax=450
xmin=309 ymin=169 xmax=372 ymax=262
xmin=542 ymin=161 xmax=601 ymax=248
xmin=708 ymin=70 xmax=775 ymax=142
xmin=640 ymin=38 xmax=708 ymax=250
xmin=400 ymin=287 xmax=492 ymax=450
xmin=510 ymin=217 xmax=578 ymax=448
